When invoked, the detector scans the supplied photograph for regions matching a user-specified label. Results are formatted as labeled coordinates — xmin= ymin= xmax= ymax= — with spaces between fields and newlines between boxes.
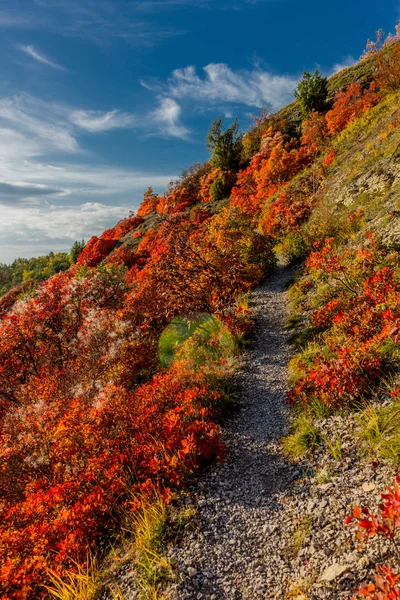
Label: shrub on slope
xmin=0 ymin=189 xmax=274 ymax=598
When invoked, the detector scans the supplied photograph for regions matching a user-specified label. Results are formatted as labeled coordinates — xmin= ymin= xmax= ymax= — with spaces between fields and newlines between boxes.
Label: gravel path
xmin=105 ymin=264 xmax=398 ymax=599
xmin=166 ymin=264 xmax=298 ymax=599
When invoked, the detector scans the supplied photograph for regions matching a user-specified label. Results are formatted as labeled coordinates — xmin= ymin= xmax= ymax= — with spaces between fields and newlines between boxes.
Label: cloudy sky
xmin=0 ymin=0 xmax=398 ymax=262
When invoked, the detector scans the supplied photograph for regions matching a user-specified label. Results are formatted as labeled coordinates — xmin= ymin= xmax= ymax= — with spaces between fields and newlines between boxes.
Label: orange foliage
xmin=353 ymin=564 xmax=400 ymax=599
xmin=301 ymin=111 xmax=329 ymax=155
xmin=0 ymin=364 xmax=222 ymax=598
xmin=326 ymin=82 xmax=379 ymax=136
xmin=77 ymin=216 xmax=143 ymax=267
xmin=322 ymin=149 xmax=337 ymax=166
xmin=0 ymin=180 xmax=275 ymax=597
xmin=137 ymin=187 xmax=159 ymax=217
xmin=347 ymin=476 xmax=400 ymax=598
xmin=131 ymin=207 xmax=274 ymax=320
xmin=260 ymin=173 xmax=319 ymax=239
xmin=155 ymin=163 xmax=213 ymax=214
xmin=231 ymin=132 xmax=312 ymax=219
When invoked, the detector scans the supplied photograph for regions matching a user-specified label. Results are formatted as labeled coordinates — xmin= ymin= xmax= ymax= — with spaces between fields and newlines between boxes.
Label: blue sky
xmin=0 ymin=0 xmax=398 ymax=263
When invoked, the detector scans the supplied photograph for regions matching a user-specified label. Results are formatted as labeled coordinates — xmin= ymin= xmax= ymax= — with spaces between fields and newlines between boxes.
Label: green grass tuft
xmin=282 ymin=413 xmax=321 ymax=459
xmin=358 ymin=402 xmax=400 ymax=462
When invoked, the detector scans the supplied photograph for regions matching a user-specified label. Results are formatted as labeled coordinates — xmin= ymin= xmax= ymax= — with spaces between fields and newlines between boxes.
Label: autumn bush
xmin=2 ymin=27 xmax=400 ymax=599
xmin=260 ymin=169 xmax=321 ymax=242
xmin=301 ymin=110 xmax=329 ymax=156
xmin=231 ymin=132 xmax=312 ymax=221
xmin=137 ymin=187 xmax=160 ymax=217
xmin=346 ymin=476 xmax=400 ymax=598
xmin=0 ymin=267 xmax=227 ymax=597
xmin=287 ymin=237 xmax=400 ymax=409
xmin=0 ymin=175 xmax=275 ymax=598
xmin=325 ymin=82 xmax=380 ymax=136
xmin=0 ymin=364 xmax=223 ymax=598
xmin=352 ymin=564 xmax=400 ymax=599
xmin=77 ymin=216 xmax=144 ymax=267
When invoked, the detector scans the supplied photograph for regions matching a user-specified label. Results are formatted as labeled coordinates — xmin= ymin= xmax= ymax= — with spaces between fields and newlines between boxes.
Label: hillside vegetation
xmin=1 ymin=26 xmax=400 ymax=600
xmin=0 ymin=241 xmax=84 ymax=297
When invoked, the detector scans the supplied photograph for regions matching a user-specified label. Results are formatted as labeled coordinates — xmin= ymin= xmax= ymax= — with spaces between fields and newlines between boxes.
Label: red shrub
xmin=0 ymin=189 xmax=274 ymax=597
xmin=322 ymin=149 xmax=337 ymax=166
xmin=347 ymin=476 xmax=400 ymax=599
xmin=352 ymin=564 xmax=400 ymax=599
xmin=231 ymin=133 xmax=312 ymax=220
xmin=0 ymin=367 xmax=222 ymax=598
xmin=326 ymin=83 xmax=379 ymax=136
xmin=288 ymin=238 xmax=400 ymax=408
xmin=137 ymin=187 xmax=159 ymax=217
xmin=301 ymin=111 xmax=329 ymax=155
xmin=77 ymin=236 xmax=118 ymax=267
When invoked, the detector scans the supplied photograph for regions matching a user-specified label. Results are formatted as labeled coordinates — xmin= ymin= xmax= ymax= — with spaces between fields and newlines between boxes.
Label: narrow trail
xmin=167 ymin=264 xmax=299 ymax=599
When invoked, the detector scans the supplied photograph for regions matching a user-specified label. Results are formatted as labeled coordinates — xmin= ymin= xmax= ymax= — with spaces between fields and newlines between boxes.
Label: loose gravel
xmin=106 ymin=264 xmax=398 ymax=599
xmin=165 ymin=265 xmax=397 ymax=600
xmin=165 ymin=264 xmax=297 ymax=599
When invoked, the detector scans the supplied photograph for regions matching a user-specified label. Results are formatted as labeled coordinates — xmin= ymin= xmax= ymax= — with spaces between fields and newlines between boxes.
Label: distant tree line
xmin=0 ymin=240 xmax=85 ymax=296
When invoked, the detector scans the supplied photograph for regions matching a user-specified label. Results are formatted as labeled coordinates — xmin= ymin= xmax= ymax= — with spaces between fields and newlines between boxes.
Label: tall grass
xmin=45 ymin=556 xmax=102 ymax=600
xmin=282 ymin=413 xmax=321 ymax=459
xmin=358 ymin=401 xmax=400 ymax=462
xmin=123 ymin=495 xmax=172 ymax=599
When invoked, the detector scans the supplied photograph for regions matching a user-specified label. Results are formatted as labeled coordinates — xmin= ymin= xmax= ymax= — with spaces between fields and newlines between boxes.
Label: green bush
xmin=209 ymin=176 xmax=231 ymax=202
xmin=295 ymin=70 xmax=329 ymax=117
xmin=207 ymin=117 xmax=243 ymax=173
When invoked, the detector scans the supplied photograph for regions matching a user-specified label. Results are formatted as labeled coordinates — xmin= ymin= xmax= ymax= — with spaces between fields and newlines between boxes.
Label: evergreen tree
xmin=207 ymin=118 xmax=243 ymax=172
xmin=70 ymin=239 xmax=85 ymax=264
xmin=295 ymin=70 xmax=329 ymax=117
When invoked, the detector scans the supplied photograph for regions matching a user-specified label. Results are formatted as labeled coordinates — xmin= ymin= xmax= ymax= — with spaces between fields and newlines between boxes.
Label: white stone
xmin=319 ymin=563 xmax=351 ymax=582
xmin=362 ymin=482 xmax=376 ymax=492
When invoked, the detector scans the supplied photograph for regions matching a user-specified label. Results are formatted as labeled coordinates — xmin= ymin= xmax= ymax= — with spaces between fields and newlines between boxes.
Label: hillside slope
xmin=1 ymin=30 xmax=400 ymax=600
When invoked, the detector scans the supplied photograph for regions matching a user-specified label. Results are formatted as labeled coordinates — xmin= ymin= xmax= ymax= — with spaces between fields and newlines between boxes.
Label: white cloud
xmin=0 ymin=93 xmax=177 ymax=261
xmin=19 ymin=44 xmax=65 ymax=70
xmin=151 ymin=97 xmax=190 ymax=139
xmin=0 ymin=159 xmax=175 ymax=198
xmin=143 ymin=63 xmax=299 ymax=110
xmin=330 ymin=56 xmax=356 ymax=75
xmin=0 ymin=159 xmax=174 ymax=262
xmin=0 ymin=2 xmax=183 ymax=47
xmin=0 ymin=96 xmax=79 ymax=155
xmin=0 ymin=202 xmax=127 ymax=241
xmin=70 ymin=109 xmax=135 ymax=132
xmin=0 ymin=202 xmax=130 ymax=259
xmin=0 ymin=94 xmax=186 ymax=157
